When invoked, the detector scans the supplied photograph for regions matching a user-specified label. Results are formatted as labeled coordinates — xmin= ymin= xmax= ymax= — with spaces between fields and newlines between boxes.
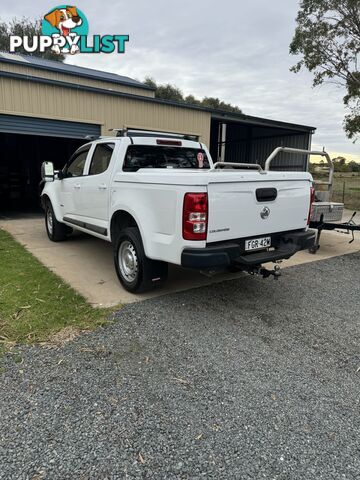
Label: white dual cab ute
xmin=41 ymin=128 xmax=316 ymax=293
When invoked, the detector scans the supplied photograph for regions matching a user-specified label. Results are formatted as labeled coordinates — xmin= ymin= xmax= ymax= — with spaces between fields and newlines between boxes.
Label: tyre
xmin=308 ymin=245 xmax=319 ymax=254
xmin=45 ymin=201 xmax=67 ymax=242
xmin=114 ymin=227 xmax=168 ymax=293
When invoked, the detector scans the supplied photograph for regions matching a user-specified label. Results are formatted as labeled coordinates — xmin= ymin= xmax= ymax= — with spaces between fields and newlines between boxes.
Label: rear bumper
xmin=181 ymin=230 xmax=316 ymax=270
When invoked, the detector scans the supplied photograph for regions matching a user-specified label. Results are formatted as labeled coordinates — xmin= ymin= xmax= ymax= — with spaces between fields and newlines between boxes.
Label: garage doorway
xmin=0 ymin=115 xmax=101 ymax=213
xmin=0 ymin=133 xmax=85 ymax=211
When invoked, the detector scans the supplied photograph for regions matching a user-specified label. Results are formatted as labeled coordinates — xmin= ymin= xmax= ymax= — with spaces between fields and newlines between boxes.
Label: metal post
xmin=220 ymin=123 xmax=227 ymax=162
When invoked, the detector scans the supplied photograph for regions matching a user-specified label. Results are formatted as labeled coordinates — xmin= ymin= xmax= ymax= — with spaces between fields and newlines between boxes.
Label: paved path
xmin=0 ymin=214 xmax=359 ymax=307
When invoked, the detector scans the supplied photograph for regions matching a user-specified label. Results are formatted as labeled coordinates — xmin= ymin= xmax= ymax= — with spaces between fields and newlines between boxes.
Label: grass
xmin=0 ymin=229 xmax=114 ymax=350
xmin=312 ymin=172 xmax=360 ymax=210
xmin=332 ymin=174 xmax=360 ymax=210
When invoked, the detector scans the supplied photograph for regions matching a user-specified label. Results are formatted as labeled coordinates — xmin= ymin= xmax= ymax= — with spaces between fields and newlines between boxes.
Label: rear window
xmin=123 ymin=145 xmax=210 ymax=172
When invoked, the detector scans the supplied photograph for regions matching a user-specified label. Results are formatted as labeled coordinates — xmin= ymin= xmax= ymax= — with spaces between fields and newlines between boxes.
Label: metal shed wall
xmin=250 ymin=134 xmax=311 ymax=170
xmin=0 ymin=77 xmax=211 ymax=144
xmin=224 ymin=123 xmax=311 ymax=171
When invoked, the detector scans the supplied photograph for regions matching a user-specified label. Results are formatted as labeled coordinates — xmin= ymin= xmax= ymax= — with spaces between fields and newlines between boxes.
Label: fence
xmin=331 ymin=173 xmax=360 ymax=211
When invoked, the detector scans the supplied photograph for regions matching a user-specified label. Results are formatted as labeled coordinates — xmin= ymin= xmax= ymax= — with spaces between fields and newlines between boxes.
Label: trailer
xmin=264 ymin=147 xmax=360 ymax=253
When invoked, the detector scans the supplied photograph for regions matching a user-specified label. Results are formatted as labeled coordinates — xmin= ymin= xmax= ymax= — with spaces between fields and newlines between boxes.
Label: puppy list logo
xmin=10 ymin=5 xmax=129 ymax=55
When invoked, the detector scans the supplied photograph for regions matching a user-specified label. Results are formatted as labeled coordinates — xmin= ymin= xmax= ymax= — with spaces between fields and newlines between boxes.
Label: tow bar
xmin=249 ymin=263 xmax=282 ymax=280
xmin=309 ymin=212 xmax=360 ymax=253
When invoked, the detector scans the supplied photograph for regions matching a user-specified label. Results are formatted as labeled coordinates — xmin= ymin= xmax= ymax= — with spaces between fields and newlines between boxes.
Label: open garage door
xmin=0 ymin=115 xmax=100 ymax=212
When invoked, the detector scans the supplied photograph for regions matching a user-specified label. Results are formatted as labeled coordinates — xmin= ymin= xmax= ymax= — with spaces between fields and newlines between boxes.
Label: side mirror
xmin=41 ymin=162 xmax=55 ymax=182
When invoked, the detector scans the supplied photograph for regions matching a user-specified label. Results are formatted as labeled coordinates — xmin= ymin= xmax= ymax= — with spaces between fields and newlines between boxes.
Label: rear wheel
xmin=114 ymin=227 xmax=168 ymax=293
xmin=45 ymin=201 xmax=67 ymax=242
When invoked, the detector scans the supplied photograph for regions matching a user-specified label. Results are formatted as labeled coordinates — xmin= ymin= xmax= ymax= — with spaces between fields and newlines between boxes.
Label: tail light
xmin=183 ymin=193 xmax=208 ymax=240
xmin=307 ymin=186 xmax=315 ymax=225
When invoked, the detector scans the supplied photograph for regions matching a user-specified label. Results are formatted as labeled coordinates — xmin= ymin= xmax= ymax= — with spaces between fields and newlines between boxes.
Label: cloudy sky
xmin=2 ymin=0 xmax=359 ymax=160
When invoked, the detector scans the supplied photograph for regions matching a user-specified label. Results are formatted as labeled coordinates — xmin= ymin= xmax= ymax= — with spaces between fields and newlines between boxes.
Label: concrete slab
xmin=1 ymin=215 xmax=359 ymax=307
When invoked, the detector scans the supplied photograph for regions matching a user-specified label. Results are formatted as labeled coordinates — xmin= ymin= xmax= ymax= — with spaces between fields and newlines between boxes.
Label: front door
xmin=60 ymin=146 xmax=90 ymax=219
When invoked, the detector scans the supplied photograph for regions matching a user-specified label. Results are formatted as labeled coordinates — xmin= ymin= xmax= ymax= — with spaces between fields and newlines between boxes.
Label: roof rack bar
xmin=108 ymin=125 xmax=201 ymax=141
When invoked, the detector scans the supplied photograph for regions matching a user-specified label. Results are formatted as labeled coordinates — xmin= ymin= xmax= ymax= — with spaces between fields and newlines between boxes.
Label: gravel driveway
xmin=1 ymin=253 xmax=360 ymax=479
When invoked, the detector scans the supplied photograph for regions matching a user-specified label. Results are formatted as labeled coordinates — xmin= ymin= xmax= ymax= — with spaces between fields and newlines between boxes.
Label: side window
xmin=66 ymin=150 xmax=89 ymax=177
xmin=123 ymin=146 xmax=165 ymax=172
xmin=89 ymin=143 xmax=115 ymax=175
xmin=123 ymin=145 xmax=210 ymax=171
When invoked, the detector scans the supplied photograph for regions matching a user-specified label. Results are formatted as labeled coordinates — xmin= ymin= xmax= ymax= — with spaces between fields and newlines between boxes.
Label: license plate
xmin=245 ymin=236 xmax=271 ymax=251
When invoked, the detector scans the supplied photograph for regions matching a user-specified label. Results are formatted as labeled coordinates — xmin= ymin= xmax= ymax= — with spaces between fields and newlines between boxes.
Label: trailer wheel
xmin=308 ymin=245 xmax=319 ymax=254
xmin=114 ymin=227 xmax=168 ymax=293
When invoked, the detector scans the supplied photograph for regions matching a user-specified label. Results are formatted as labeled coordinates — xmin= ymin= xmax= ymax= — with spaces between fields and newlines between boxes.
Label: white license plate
xmin=245 ymin=236 xmax=271 ymax=251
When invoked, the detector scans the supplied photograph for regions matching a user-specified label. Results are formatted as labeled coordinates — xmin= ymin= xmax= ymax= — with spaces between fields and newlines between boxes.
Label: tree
xmin=348 ymin=160 xmax=360 ymax=172
xmin=144 ymin=77 xmax=183 ymax=102
xmin=184 ymin=94 xmax=201 ymax=106
xmin=144 ymin=77 xmax=242 ymax=114
xmin=0 ymin=17 xmax=65 ymax=62
xmin=289 ymin=0 xmax=360 ymax=141
xmin=332 ymin=156 xmax=350 ymax=172
xmin=201 ymin=96 xmax=242 ymax=114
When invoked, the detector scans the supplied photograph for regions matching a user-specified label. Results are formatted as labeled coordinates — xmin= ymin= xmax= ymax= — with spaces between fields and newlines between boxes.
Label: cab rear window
xmin=123 ymin=145 xmax=210 ymax=172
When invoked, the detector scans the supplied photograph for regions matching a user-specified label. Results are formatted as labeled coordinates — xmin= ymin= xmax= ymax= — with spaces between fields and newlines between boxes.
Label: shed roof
xmin=0 ymin=52 xmax=153 ymax=91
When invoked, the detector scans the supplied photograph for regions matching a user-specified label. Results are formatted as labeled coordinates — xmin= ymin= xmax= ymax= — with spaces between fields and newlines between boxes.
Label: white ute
xmin=41 ymin=128 xmax=316 ymax=292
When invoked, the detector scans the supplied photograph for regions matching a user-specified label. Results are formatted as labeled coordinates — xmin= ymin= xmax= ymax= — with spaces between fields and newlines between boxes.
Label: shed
xmin=0 ymin=53 xmax=315 ymax=210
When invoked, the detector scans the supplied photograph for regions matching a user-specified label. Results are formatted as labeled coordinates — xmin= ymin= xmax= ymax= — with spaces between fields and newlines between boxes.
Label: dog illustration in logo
xmin=44 ymin=6 xmax=82 ymax=54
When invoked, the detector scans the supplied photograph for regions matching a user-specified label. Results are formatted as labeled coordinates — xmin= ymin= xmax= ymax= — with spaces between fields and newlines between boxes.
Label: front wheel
xmin=45 ymin=201 xmax=67 ymax=242
xmin=114 ymin=227 xmax=168 ymax=293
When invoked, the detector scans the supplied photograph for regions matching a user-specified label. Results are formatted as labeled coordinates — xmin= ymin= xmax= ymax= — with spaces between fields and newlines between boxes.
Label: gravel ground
xmin=1 ymin=253 xmax=360 ymax=480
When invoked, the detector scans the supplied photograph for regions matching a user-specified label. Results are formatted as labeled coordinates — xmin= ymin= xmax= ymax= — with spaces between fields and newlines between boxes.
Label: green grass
xmin=332 ymin=174 xmax=360 ymax=210
xmin=312 ymin=172 xmax=360 ymax=210
xmin=0 ymin=229 xmax=114 ymax=348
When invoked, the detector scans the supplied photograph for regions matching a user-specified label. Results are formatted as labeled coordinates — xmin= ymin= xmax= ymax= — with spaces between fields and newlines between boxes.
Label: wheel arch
xmin=110 ymin=210 xmax=141 ymax=244
xmin=40 ymin=193 xmax=50 ymax=210
xmin=41 ymin=193 xmax=63 ymax=222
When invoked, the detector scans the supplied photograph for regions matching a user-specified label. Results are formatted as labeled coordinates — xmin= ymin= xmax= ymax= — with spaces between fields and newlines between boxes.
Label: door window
xmin=66 ymin=150 xmax=89 ymax=177
xmin=89 ymin=143 xmax=115 ymax=175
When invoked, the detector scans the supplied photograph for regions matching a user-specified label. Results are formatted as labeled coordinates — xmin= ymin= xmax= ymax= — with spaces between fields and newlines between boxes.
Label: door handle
xmin=98 ymin=183 xmax=107 ymax=190
xmin=74 ymin=183 xmax=81 ymax=189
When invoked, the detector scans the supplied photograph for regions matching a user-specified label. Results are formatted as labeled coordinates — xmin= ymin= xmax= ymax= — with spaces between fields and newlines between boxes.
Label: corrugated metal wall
xmin=224 ymin=123 xmax=311 ymax=171
xmin=250 ymin=134 xmax=310 ymax=171
xmin=0 ymin=77 xmax=211 ymax=144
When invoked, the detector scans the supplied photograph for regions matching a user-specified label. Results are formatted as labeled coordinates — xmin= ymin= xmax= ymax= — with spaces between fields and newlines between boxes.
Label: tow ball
xmin=250 ymin=264 xmax=281 ymax=280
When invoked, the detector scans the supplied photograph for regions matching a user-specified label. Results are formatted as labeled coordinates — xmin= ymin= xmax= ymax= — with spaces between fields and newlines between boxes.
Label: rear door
xmin=206 ymin=174 xmax=312 ymax=243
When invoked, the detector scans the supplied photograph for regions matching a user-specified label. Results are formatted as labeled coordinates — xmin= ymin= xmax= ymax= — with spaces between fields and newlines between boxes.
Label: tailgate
xmin=207 ymin=177 xmax=311 ymax=243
